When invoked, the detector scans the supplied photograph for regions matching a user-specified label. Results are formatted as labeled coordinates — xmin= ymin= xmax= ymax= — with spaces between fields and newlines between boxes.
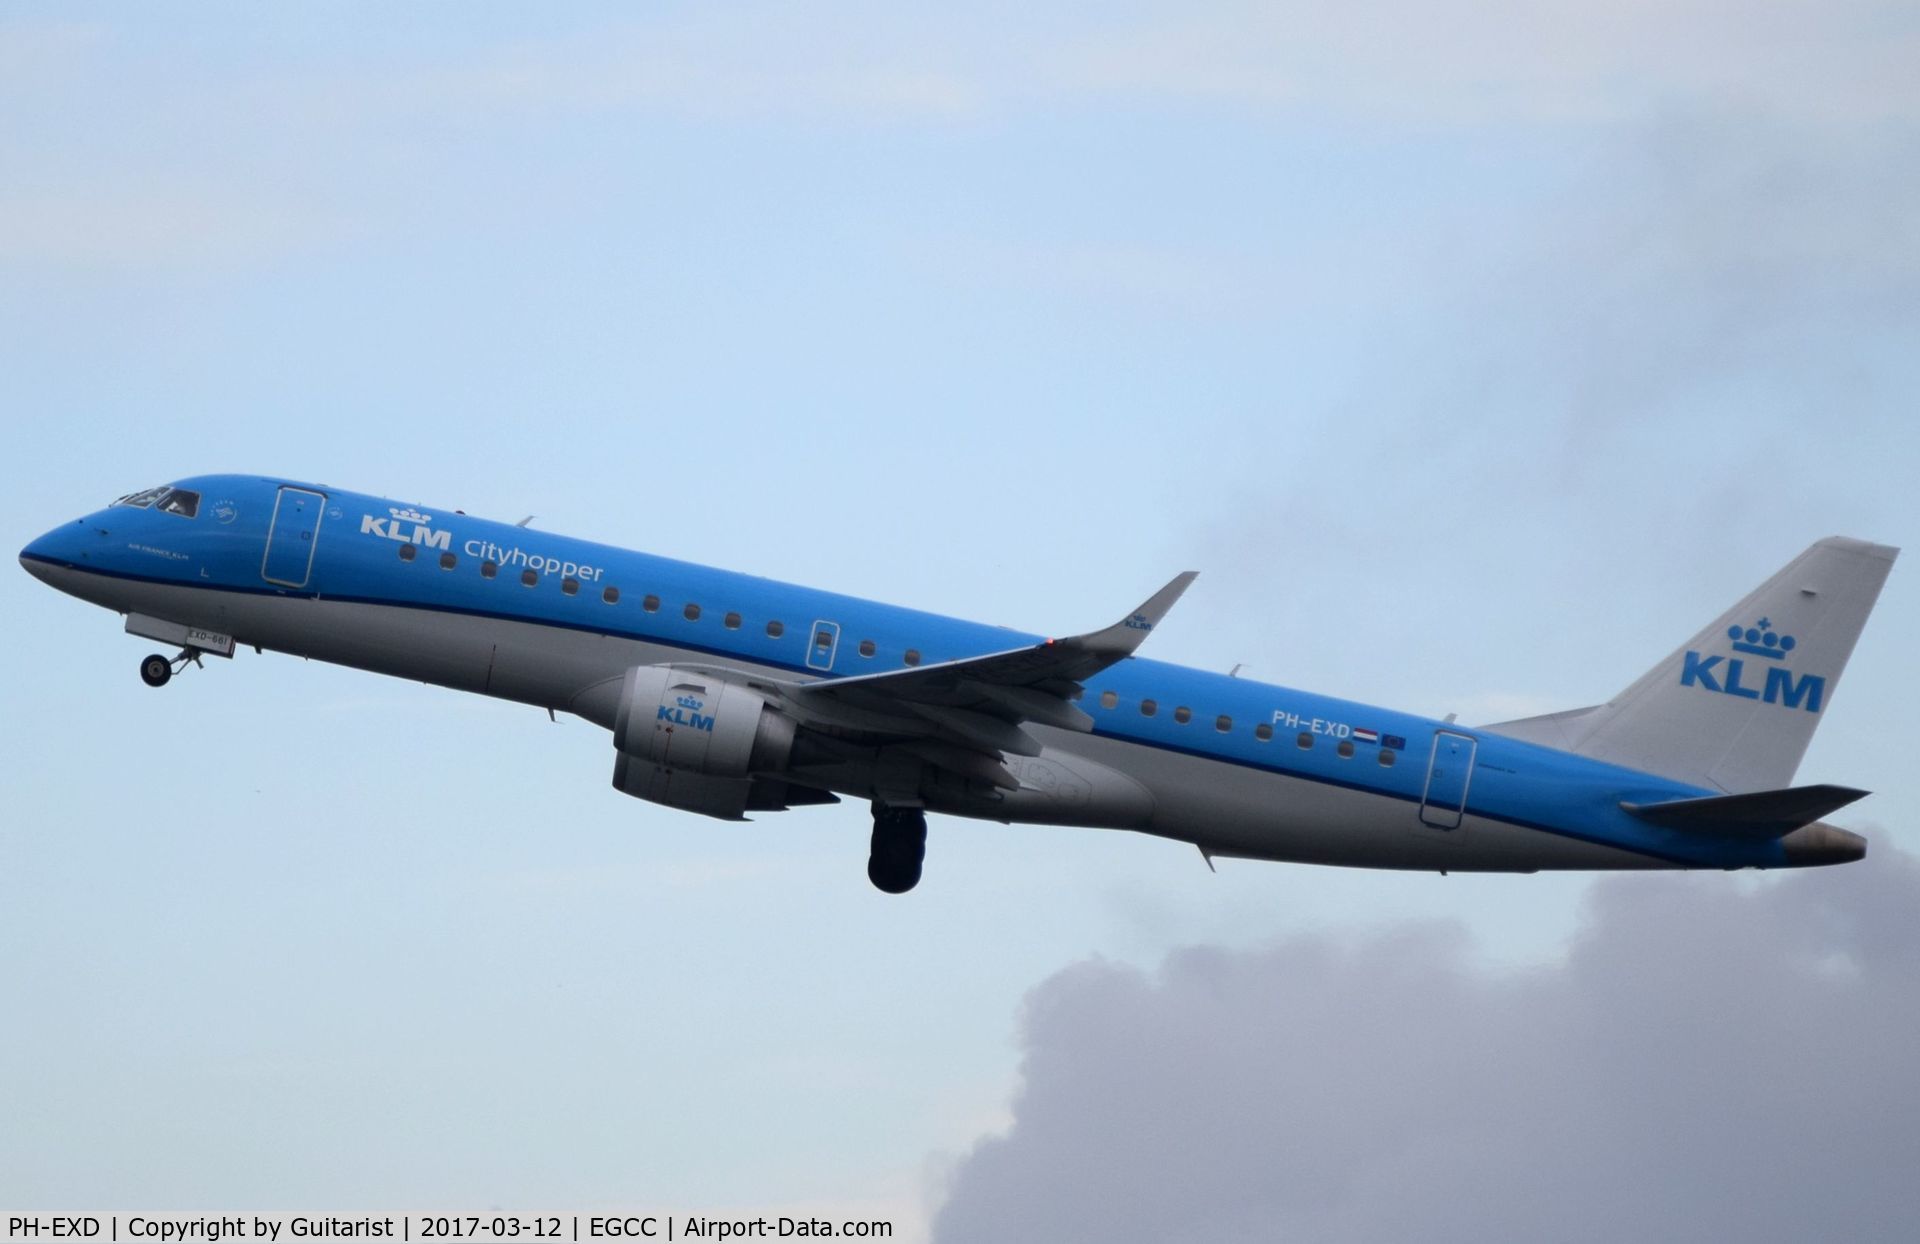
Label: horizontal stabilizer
xmin=1620 ymin=784 xmax=1869 ymax=839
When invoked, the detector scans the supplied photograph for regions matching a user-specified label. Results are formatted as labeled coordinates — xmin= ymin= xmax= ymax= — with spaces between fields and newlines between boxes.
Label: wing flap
xmin=908 ymin=703 xmax=1044 ymax=757
xmin=896 ymin=740 xmax=1021 ymax=790
xmin=970 ymin=682 xmax=1096 ymax=732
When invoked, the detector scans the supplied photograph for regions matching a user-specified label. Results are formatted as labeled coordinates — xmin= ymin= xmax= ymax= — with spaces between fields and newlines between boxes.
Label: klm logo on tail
xmin=1681 ymin=619 xmax=1825 ymax=712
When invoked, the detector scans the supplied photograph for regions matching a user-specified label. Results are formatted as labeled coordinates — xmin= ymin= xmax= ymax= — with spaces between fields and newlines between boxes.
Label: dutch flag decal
xmin=1352 ymin=727 xmax=1380 ymax=745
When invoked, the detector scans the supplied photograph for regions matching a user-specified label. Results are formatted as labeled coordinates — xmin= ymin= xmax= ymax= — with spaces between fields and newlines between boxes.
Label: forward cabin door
xmin=262 ymin=487 xmax=327 ymax=588
xmin=1419 ymin=730 xmax=1478 ymax=830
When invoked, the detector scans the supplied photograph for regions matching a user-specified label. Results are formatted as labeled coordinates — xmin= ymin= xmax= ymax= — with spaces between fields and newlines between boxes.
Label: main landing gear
xmin=139 ymin=648 xmax=205 ymax=688
xmin=868 ymin=804 xmax=928 ymax=894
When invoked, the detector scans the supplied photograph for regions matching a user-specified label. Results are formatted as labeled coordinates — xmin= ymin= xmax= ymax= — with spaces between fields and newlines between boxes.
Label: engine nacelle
xmin=610 ymin=665 xmax=798 ymax=820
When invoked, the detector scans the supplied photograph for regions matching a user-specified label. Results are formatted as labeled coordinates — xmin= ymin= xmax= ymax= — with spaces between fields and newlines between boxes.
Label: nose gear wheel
xmin=139 ymin=647 xmax=206 ymax=688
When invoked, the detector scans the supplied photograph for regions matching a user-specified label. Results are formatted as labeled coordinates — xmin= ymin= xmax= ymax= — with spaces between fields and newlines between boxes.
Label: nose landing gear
xmin=868 ymin=804 xmax=928 ymax=894
xmin=139 ymin=648 xmax=205 ymax=688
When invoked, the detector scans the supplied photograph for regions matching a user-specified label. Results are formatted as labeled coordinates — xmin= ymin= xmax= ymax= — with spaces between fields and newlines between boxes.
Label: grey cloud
xmin=933 ymin=848 xmax=1920 ymax=1243
xmin=1181 ymin=102 xmax=1917 ymax=635
xmin=1508 ymin=112 xmax=1920 ymax=406
xmin=1048 ymin=0 xmax=1920 ymax=126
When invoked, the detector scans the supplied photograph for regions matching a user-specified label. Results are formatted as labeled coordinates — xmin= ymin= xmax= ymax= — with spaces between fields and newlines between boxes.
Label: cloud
xmin=1048 ymin=0 xmax=1920 ymax=126
xmin=1496 ymin=110 xmax=1920 ymax=387
xmin=361 ymin=10 xmax=990 ymax=125
xmin=0 ymin=18 xmax=106 ymax=86
xmin=932 ymin=846 xmax=1920 ymax=1243
xmin=10 ymin=2 xmax=1916 ymax=275
xmin=364 ymin=1 xmax=1920 ymax=130
xmin=0 ymin=187 xmax=347 ymax=269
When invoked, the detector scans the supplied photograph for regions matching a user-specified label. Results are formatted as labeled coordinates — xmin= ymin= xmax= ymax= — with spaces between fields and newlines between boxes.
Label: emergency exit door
xmin=807 ymin=620 xmax=841 ymax=671
xmin=1419 ymin=730 xmax=1478 ymax=830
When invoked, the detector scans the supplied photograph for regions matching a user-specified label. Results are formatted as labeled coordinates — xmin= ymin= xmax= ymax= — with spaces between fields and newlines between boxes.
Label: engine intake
xmin=611 ymin=665 xmax=798 ymax=819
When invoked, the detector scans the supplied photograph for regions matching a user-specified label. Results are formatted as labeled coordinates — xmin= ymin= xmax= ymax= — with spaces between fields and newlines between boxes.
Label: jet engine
xmin=610 ymin=664 xmax=800 ymax=819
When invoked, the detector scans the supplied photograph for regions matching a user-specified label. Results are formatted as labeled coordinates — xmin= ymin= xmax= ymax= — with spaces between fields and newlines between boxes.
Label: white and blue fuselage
xmin=21 ymin=475 xmax=1891 ymax=887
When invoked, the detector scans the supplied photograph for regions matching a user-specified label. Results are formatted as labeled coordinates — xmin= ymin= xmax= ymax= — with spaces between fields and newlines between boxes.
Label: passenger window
xmin=766 ymin=620 xmax=785 ymax=638
xmin=481 ymin=560 xmax=498 ymax=579
xmin=724 ymin=612 xmax=742 ymax=630
xmin=1297 ymin=732 xmax=1313 ymax=749
xmin=1141 ymin=698 xmax=1158 ymax=717
xmin=1173 ymin=706 xmax=1192 ymax=724
xmin=603 ymin=586 xmax=620 ymax=604
xmin=521 ymin=568 xmax=538 ymax=587
xmin=1216 ymin=715 xmax=1233 ymax=733
xmin=904 ymin=648 xmax=921 ymax=666
xmin=858 ymin=639 xmax=876 ymax=658
xmin=1254 ymin=723 xmax=1273 ymax=741
xmin=397 ymin=544 xmax=416 ymax=562
xmin=1379 ymin=748 xmax=1397 ymax=766
xmin=1337 ymin=739 xmax=1355 ymax=758
xmin=643 ymin=594 xmax=660 ymax=613
xmin=1099 ymin=690 xmax=1118 ymax=709
xmin=684 ymin=603 xmax=701 ymax=621
xmin=439 ymin=552 xmax=457 ymax=570
xmin=562 ymin=577 xmax=580 ymax=596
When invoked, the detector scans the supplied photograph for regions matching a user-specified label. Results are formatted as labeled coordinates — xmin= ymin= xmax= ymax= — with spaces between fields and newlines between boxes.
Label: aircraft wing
xmin=770 ymin=572 xmax=1197 ymax=787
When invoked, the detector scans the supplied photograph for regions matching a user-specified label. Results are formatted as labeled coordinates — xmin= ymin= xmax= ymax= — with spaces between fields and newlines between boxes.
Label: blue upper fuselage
xmin=21 ymin=473 xmax=1773 ymax=868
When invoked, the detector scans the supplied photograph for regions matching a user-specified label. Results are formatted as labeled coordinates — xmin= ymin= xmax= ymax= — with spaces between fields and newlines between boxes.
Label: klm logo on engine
xmin=360 ymin=507 xmax=452 ymax=551
xmin=658 ymin=693 xmax=716 ymax=732
xmin=1680 ymin=619 xmax=1825 ymax=713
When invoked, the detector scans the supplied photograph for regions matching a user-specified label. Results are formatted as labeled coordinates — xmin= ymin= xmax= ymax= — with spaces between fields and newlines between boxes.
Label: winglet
xmin=1082 ymin=571 xmax=1199 ymax=658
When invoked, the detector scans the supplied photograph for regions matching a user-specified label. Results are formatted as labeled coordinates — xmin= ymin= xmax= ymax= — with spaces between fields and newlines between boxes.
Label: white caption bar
xmin=1 ymin=1214 xmax=895 ymax=1243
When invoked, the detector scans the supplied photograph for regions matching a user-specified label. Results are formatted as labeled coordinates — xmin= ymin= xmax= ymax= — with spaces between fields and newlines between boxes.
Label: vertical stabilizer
xmin=1489 ymin=538 xmax=1897 ymax=793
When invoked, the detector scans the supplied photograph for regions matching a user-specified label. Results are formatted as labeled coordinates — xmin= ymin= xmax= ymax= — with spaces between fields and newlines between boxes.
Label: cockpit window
xmin=155 ymin=489 xmax=200 ymax=518
xmin=112 ymin=486 xmax=171 ymax=509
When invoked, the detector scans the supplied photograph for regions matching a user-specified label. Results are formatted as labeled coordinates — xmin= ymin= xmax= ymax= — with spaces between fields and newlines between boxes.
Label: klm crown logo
xmin=389 ymin=507 xmax=432 ymax=524
xmin=1729 ymin=618 xmax=1796 ymax=660
xmin=1680 ymin=616 xmax=1824 ymax=713
xmin=676 ymin=694 xmax=705 ymax=711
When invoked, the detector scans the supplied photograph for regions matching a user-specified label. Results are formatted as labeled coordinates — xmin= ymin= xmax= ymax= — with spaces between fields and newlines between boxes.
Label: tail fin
xmin=1486 ymin=537 xmax=1898 ymax=793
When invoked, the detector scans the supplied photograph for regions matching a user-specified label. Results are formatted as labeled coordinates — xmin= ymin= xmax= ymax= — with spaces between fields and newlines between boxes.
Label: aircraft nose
xmin=20 ymin=520 xmax=96 ymax=584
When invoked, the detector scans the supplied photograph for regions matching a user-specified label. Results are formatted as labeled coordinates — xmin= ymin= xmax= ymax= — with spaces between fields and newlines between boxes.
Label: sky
xmin=2 ymin=3 xmax=1916 ymax=1239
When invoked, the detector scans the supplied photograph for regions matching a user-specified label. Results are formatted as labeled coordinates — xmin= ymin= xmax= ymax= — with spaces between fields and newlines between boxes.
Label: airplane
xmin=19 ymin=475 xmax=1897 ymax=892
